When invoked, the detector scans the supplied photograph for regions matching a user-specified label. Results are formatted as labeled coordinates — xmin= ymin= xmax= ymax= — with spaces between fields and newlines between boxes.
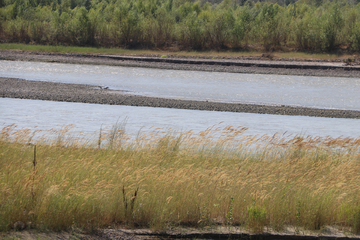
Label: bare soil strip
xmin=2 ymin=227 xmax=360 ymax=240
xmin=1 ymin=77 xmax=360 ymax=119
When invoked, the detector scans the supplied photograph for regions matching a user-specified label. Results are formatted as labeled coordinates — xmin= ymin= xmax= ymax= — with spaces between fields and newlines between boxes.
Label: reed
xmin=1 ymin=124 xmax=360 ymax=234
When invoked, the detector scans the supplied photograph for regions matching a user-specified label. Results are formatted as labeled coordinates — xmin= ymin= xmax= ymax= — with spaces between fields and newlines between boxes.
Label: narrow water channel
xmin=1 ymin=98 xmax=360 ymax=139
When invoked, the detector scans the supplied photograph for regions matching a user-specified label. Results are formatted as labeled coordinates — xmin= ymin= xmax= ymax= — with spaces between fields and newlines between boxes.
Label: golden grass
xmin=1 ymin=124 xmax=360 ymax=234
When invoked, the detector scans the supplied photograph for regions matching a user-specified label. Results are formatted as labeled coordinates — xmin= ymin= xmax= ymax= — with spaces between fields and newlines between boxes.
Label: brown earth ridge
xmin=1 ymin=50 xmax=360 ymax=119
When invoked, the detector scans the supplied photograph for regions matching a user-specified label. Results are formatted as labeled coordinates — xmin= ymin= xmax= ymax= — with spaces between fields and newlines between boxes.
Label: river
xmin=1 ymin=60 xmax=360 ymax=110
xmin=1 ymin=60 xmax=359 ymax=139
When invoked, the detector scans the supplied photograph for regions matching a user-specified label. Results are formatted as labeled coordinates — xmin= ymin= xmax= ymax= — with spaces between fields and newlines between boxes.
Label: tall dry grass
xmin=1 ymin=124 xmax=360 ymax=234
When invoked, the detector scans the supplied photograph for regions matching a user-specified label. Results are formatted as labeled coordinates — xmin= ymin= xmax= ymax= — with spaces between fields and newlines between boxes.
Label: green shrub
xmin=1 ymin=0 xmax=360 ymax=52
xmin=247 ymin=204 xmax=267 ymax=233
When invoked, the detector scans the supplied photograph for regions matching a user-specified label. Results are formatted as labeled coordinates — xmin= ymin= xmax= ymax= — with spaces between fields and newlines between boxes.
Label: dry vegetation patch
xmin=1 ymin=124 xmax=360 ymax=237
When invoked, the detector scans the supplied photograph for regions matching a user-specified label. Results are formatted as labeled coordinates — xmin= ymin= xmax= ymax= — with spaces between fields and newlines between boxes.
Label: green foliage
xmin=352 ymin=205 xmax=360 ymax=234
xmin=292 ymin=5 xmax=324 ymax=51
xmin=226 ymin=197 xmax=234 ymax=226
xmin=11 ymin=0 xmax=21 ymax=19
xmin=254 ymin=3 xmax=281 ymax=50
xmin=1 ymin=0 xmax=359 ymax=51
xmin=247 ymin=203 xmax=267 ymax=233
xmin=351 ymin=20 xmax=360 ymax=51
xmin=68 ymin=6 xmax=93 ymax=45
xmin=321 ymin=2 xmax=343 ymax=51
xmin=177 ymin=10 xmax=204 ymax=49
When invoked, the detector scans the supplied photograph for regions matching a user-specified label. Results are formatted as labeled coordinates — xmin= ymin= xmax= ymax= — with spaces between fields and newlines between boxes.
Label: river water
xmin=2 ymin=98 xmax=360 ymax=139
xmin=1 ymin=60 xmax=360 ymax=139
xmin=1 ymin=60 xmax=360 ymax=110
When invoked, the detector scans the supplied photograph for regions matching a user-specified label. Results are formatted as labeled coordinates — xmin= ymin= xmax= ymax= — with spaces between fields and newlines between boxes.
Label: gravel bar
xmin=2 ymin=77 xmax=360 ymax=119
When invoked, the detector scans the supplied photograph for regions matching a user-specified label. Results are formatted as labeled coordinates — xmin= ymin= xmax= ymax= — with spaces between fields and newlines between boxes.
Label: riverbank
xmin=1 ymin=78 xmax=360 ymax=119
xmin=3 ymin=226 xmax=360 ymax=240
xmin=2 ymin=50 xmax=360 ymax=78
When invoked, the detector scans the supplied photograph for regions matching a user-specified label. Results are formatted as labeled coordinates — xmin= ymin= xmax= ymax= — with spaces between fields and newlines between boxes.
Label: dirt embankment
xmin=1 ymin=50 xmax=360 ymax=119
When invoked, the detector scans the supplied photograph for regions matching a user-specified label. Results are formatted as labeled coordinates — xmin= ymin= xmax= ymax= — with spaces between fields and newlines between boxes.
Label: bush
xmin=247 ymin=204 xmax=267 ymax=233
xmin=321 ymin=2 xmax=343 ymax=51
xmin=68 ymin=7 xmax=93 ymax=45
xmin=1 ymin=0 xmax=359 ymax=52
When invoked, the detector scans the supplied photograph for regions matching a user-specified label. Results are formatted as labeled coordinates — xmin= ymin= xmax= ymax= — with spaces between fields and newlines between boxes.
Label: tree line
xmin=1 ymin=0 xmax=360 ymax=52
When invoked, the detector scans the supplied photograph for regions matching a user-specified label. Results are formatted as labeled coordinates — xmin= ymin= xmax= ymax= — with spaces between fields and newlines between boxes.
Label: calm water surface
xmin=1 ymin=60 xmax=359 ymax=139
xmin=1 ymin=98 xmax=359 ymax=139
xmin=1 ymin=60 xmax=360 ymax=110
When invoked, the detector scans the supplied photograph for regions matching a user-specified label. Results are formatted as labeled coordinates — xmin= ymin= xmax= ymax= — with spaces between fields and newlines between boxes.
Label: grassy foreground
xmin=1 ymin=124 xmax=360 ymax=234
xmin=0 ymin=43 xmax=355 ymax=61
